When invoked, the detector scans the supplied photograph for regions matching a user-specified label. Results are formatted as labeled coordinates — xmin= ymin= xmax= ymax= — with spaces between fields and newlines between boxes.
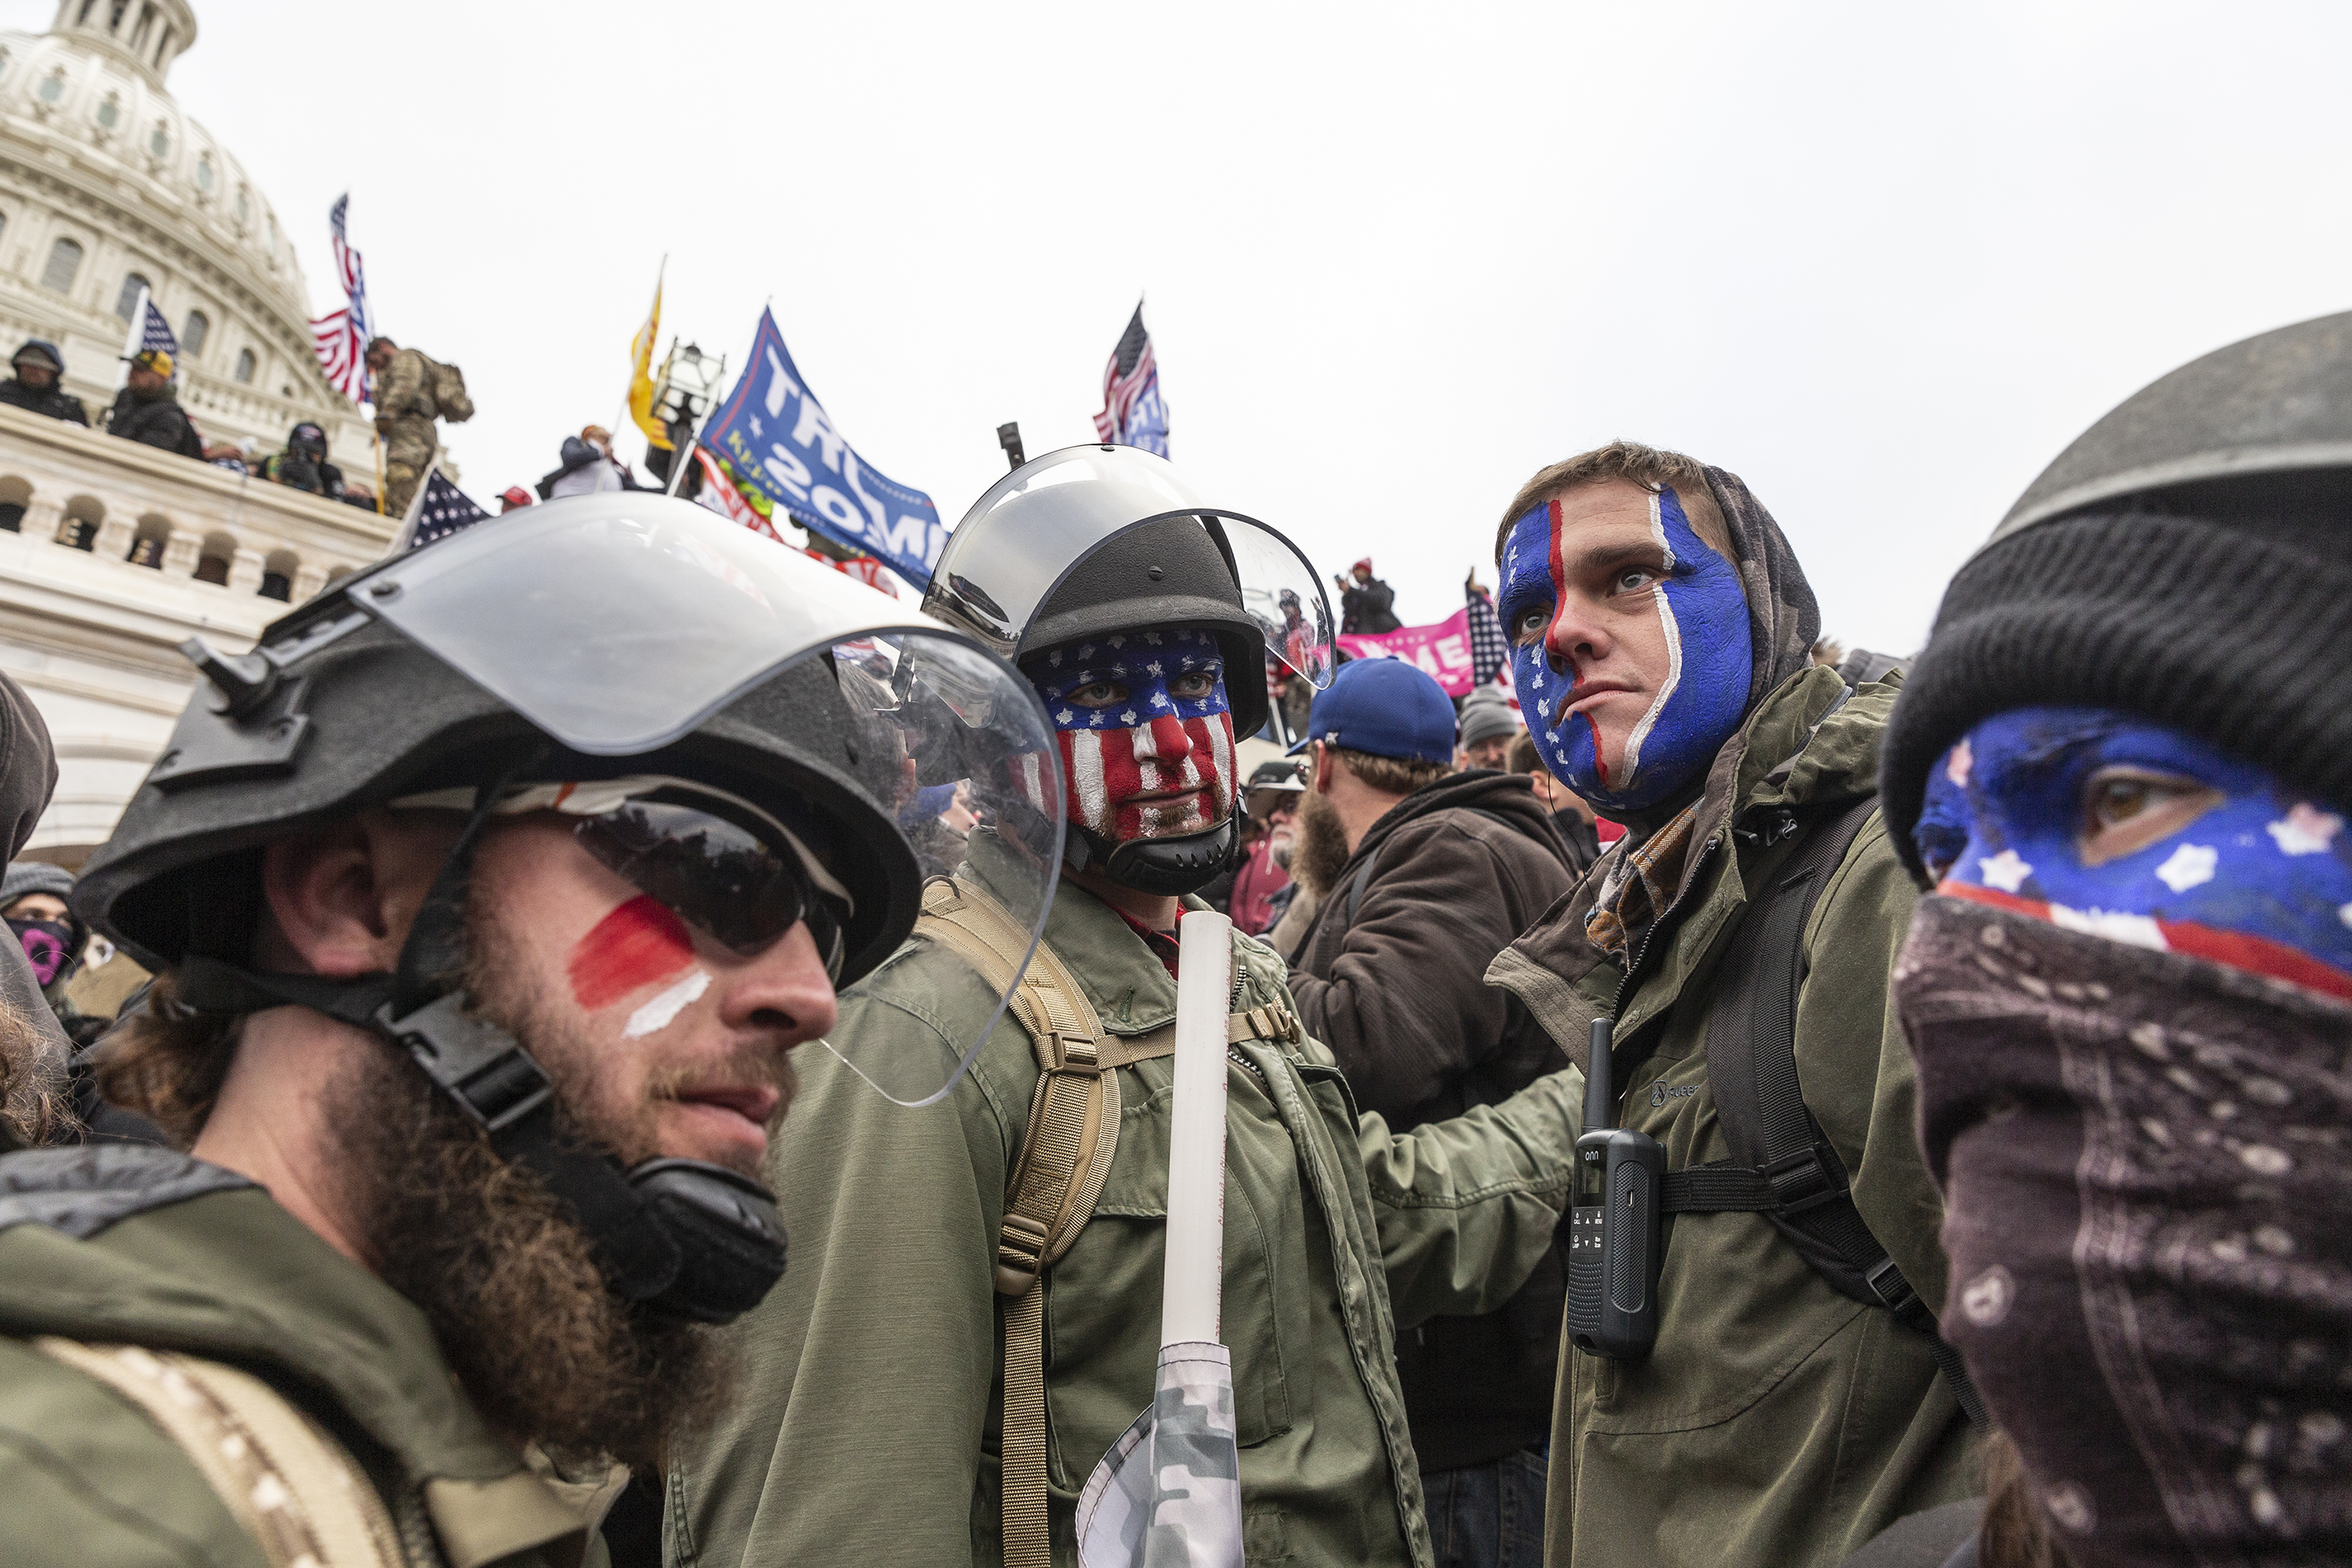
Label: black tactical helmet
xmin=77 ymin=494 xmax=1067 ymax=1319
xmin=922 ymin=445 xmax=1334 ymax=892
xmin=1883 ymin=310 xmax=2352 ymax=882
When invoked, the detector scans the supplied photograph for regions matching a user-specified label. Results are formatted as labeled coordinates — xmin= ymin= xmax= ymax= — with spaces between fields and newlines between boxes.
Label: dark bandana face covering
xmin=1895 ymin=895 xmax=2352 ymax=1566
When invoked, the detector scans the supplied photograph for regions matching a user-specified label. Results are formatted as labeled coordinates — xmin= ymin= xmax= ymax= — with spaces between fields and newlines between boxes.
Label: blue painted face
xmin=1918 ymin=705 xmax=2352 ymax=997
xmin=1497 ymin=486 xmax=1752 ymax=815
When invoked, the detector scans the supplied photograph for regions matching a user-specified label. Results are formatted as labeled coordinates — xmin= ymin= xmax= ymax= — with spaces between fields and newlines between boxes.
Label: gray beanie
xmin=1 ymin=860 xmax=73 ymax=911
xmin=1457 ymin=689 xmax=1521 ymax=750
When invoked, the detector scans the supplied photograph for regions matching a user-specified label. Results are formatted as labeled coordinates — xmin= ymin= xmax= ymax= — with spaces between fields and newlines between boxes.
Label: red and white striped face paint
xmin=1029 ymin=629 xmax=1238 ymax=843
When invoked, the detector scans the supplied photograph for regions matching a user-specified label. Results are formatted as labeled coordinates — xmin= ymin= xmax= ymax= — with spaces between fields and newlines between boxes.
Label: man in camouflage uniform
xmin=367 ymin=335 xmax=440 ymax=517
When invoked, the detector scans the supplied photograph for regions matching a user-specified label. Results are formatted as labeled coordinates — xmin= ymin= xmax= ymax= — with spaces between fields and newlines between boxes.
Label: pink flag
xmin=1336 ymin=608 xmax=1479 ymax=697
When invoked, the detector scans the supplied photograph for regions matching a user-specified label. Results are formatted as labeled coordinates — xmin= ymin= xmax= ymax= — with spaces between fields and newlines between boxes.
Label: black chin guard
xmin=630 ymin=1159 xmax=789 ymax=1323
xmin=1066 ymin=813 xmax=1242 ymax=897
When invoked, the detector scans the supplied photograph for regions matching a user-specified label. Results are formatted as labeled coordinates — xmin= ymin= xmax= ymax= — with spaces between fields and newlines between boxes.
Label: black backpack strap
xmin=1343 ymin=843 xmax=1382 ymax=926
xmin=1658 ymin=796 xmax=1988 ymax=1431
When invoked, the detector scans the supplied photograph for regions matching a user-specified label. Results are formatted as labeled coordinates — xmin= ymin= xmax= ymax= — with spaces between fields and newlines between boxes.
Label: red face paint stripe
xmin=1938 ymin=881 xmax=2352 ymax=1002
xmin=569 ymin=894 xmax=698 ymax=1011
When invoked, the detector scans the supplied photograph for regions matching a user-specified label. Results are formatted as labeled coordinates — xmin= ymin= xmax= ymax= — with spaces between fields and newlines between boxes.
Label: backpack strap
xmin=1656 ymin=798 xmax=1989 ymax=1432
xmin=32 ymin=1337 xmax=406 ymax=1567
xmin=911 ymin=878 xmax=1303 ymax=1568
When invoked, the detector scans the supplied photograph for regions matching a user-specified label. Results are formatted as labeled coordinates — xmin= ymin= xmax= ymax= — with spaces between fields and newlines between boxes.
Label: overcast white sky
xmin=20 ymin=1 xmax=2351 ymax=652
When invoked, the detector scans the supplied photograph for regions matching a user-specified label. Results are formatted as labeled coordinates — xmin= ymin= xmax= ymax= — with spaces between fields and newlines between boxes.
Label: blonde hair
xmin=1327 ymin=742 xmax=1450 ymax=798
xmin=1494 ymin=441 xmax=1734 ymax=566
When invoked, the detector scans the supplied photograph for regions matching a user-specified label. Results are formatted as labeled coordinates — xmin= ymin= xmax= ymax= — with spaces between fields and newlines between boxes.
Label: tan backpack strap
xmin=34 ymin=1337 xmax=405 ymax=1568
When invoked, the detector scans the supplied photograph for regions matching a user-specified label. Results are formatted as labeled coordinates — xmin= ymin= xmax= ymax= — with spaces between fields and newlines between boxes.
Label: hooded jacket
xmin=0 ymin=1145 xmax=612 ymax=1566
xmin=1287 ymin=768 xmax=1581 ymax=1472
xmin=0 ymin=342 xmax=89 ymax=426
xmin=1484 ymin=468 xmax=1977 ymax=1568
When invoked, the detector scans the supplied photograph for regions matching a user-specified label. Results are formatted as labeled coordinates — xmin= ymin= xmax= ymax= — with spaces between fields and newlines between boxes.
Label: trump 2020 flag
xmin=1092 ymin=301 xmax=1168 ymax=458
xmin=699 ymin=310 xmax=944 ymax=587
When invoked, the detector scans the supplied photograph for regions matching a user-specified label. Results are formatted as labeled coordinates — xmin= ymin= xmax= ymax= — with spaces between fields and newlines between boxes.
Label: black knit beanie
xmin=1882 ymin=492 xmax=2352 ymax=885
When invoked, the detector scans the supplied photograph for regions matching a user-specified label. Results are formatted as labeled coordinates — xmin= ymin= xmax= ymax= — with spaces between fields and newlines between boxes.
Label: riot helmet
xmin=922 ymin=445 xmax=1334 ymax=894
xmin=77 ymin=494 xmax=1067 ymax=1321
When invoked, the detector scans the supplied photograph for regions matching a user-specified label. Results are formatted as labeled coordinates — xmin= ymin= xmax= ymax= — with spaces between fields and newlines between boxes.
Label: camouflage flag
xmin=1076 ymin=1344 xmax=1243 ymax=1567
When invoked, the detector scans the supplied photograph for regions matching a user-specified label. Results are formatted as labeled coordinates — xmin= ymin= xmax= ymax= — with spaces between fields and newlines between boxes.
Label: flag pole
xmin=621 ymin=255 xmax=666 ymax=470
xmin=667 ymin=295 xmax=767 ymax=501
xmin=115 ymin=285 xmax=149 ymax=393
xmin=372 ymin=432 xmax=387 ymax=516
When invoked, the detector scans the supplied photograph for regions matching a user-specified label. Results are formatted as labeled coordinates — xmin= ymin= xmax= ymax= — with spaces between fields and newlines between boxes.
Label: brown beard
xmin=1292 ymin=787 xmax=1354 ymax=898
xmin=326 ymin=913 xmax=729 ymax=1472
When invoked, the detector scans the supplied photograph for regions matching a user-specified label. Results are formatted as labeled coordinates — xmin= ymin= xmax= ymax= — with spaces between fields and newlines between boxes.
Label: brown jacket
xmin=1288 ymin=768 xmax=1580 ymax=1471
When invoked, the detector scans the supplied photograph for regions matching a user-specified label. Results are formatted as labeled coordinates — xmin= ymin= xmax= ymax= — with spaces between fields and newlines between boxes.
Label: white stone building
xmin=0 ymin=0 xmax=392 ymax=865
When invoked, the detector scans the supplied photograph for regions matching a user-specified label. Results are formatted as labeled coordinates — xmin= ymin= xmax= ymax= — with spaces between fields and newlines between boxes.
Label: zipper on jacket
xmin=1600 ymin=829 xmax=1724 ymax=1106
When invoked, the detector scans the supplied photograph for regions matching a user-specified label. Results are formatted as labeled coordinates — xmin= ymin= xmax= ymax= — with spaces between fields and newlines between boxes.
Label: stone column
xmin=227 ymin=547 xmax=265 ymax=596
xmin=93 ymin=517 xmax=135 ymax=561
xmin=162 ymin=533 xmax=201 ymax=577
xmin=22 ymin=498 xmax=65 ymax=543
xmin=292 ymin=564 xmax=329 ymax=603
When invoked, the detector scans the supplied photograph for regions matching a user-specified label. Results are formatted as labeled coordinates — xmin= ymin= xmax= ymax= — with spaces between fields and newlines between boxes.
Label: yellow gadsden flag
xmin=628 ymin=266 xmax=669 ymax=449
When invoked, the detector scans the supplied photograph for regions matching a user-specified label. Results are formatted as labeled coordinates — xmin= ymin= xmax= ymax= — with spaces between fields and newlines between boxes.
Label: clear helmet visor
xmin=355 ymin=493 xmax=1065 ymax=1105
xmin=922 ymin=445 xmax=1336 ymax=689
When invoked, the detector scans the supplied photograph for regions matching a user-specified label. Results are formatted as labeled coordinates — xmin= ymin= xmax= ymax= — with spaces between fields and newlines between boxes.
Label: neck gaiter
xmin=1895 ymin=894 xmax=2352 ymax=1567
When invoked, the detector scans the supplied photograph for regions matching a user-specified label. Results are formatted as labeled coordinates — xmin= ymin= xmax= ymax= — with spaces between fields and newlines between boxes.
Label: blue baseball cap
xmin=1288 ymin=657 xmax=1457 ymax=764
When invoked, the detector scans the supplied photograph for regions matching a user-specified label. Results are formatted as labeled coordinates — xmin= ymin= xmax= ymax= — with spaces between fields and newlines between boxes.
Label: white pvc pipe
xmin=1161 ymin=909 xmax=1232 ymax=1348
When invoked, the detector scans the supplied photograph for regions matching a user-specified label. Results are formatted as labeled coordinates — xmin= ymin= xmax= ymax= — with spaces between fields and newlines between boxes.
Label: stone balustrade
xmin=0 ymin=398 xmax=397 ymax=862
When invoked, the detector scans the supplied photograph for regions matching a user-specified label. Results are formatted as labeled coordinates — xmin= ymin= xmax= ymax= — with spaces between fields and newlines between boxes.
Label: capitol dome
xmin=0 ymin=0 xmax=393 ymax=869
xmin=0 ymin=0 xmax=372 ymax=466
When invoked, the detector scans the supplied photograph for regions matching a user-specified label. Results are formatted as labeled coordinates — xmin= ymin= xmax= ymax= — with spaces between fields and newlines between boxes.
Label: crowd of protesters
xmin=0 ymin=310 xmax=2346 ymax=1568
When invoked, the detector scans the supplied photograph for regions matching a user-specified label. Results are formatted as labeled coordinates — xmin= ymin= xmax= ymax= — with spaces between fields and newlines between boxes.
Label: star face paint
xmin=1026 ymin=629 xmax=1238 ymax=844
xmin=568 ymin=893 xmax=707 ymax=1016
xmin=1497 ymin=486 xmax=1751 ymax=815
xmin=1918 ymin=706 xmax=2352 ymax=999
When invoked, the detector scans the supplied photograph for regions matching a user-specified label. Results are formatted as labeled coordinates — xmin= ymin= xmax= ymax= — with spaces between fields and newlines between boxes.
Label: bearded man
xmin=674 ymin=445 xmax=1589 ymax=1568
xmin=1483 ymin=442 xmax=1980 ymax=1568
xmin=0 ymin=495 xmax=1052 ymax=1564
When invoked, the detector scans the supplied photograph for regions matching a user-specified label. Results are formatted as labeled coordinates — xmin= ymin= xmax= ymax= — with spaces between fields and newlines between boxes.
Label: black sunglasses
xmin=572 ymin=792 xmax=847 ymax=982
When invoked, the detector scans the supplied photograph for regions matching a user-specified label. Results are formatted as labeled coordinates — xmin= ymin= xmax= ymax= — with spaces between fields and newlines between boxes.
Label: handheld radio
xmin=1564 ymin=1017 xmax=1665 ymax=1362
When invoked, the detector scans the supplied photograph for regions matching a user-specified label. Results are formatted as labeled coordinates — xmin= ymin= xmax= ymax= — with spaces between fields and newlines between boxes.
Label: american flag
xmin=1466 ymin=582 xmax=1509 ymax=687
xmin=134 ymin=297 xmax=177 ymax=360
xmin=308 ymin=194 xmax=372 ymax=405
xmin=405 ymin=470 xmax=492 ymax=550
xmin=1091 ymin=300 xmax=1168 ymax=457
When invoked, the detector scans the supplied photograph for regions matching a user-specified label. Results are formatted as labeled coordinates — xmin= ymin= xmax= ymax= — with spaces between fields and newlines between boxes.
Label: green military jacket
xmin=1487 ymin=668 xmax=1979 ymax=1568
xmin=0 ymin=1145 xmax=608 ymax=1568
xmin=670 ymin=836 xmax=1584 ymax=1567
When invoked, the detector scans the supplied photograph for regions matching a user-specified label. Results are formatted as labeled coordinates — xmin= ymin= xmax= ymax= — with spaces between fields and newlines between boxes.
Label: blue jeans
xmin=1422 ymin=1444 xmax=1549 ymax=1568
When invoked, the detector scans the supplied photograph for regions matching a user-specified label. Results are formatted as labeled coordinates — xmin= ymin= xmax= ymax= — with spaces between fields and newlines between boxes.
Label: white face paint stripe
xmin=622 ymin=968 xmax=710 ymax=1039
xmin=1617 ymin=490 xmax=1683 ymax=786
xmin=1207 ymin=717 xmax=1233 ymax=814
xmin=1069 ymin=728 xmax=1112 ymax=836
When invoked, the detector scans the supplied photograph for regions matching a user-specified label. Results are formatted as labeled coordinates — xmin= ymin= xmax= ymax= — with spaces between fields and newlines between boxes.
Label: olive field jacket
xmin=670 ymin=835 xmax=1584 ymax=1568
xmin=0 ymin=1145 xmax=607 ymax=1568
xmin=1487 ymin=669 xmax=1980 ymax=1568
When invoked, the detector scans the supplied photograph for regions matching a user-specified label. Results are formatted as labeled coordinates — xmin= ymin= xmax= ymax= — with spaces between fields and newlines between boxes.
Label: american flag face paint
xmin=1925 ymin=707 xmax=2352 ymax=1000
xmin=1497 ymin=486 xmax=1751 ymax=815
xmin=1028 ymin=630 xmax=1238 ymax=844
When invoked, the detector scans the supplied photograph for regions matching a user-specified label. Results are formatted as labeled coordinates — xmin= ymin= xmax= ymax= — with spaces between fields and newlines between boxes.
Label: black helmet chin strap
xmin=173 ymin=771 xmax=787 ymax=1326
xmin=1062 ymin=811 xmax=1243 ymax=897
